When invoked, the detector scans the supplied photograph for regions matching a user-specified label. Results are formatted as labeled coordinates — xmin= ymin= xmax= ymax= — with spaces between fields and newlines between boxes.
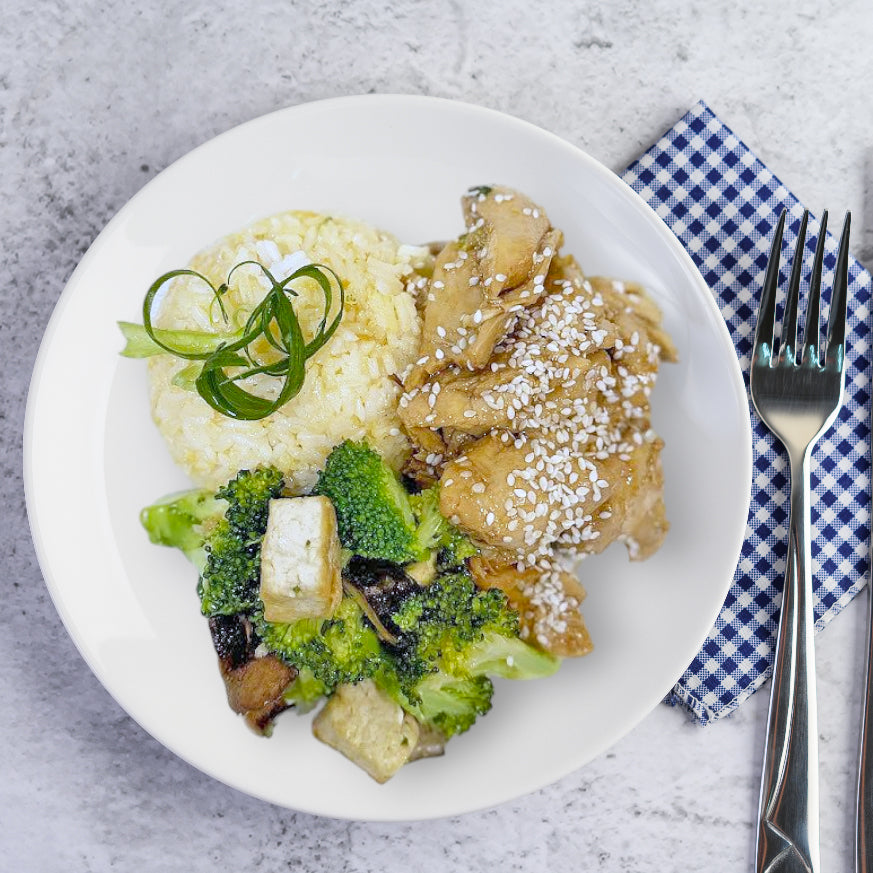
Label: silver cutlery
xmin=857 ymin=294 xmax=873 ymax=873
xmin=751 ymin=208 xmax=851 ymax=873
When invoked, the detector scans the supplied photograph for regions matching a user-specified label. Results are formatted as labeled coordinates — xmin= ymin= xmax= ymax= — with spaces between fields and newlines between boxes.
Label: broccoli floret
xmin=459 ymin=632 xmax=563 ymax=680
xmin=414 ymin=673 xmax=494 ymax=738
xmin=215 ymin=466 xmax=285 ymax=533
xmin=437 ymin=529 xmax=479 ymax=570
xmin=409 ymin=486 xmax=445 ymax=554
xmin=385 ymin=571 xmax=559 ymax=737
xmin=313 ymin=443 xmax=477 ymax=570
xmin=140 ymin=488 xmax=225 ymax=571
xmin=391 ymin=572 xmax=518 ymax=663
xmin=409 ymin=486 xmax=478 ymax=569
xmin=283 ymin=667 xmax=330 ymax=712
xmin=198 ymin=467 xmax=285 ymax=615
xmin=256 ymin=595 xmax=384 ymax=692
xmin=313 ymin=440 xmax=423 ymax=564
xmin=140 ymin=467 xmax=285 ymax=616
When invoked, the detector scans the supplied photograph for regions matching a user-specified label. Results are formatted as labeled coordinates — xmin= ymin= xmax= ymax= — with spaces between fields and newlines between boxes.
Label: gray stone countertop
xmin=4 ymin=1 xmax=873 ymax=870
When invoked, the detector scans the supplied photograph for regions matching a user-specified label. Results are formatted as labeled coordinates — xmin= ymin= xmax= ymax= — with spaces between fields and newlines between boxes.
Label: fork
xmin=751 ymin=207 xmax=851 ymax=873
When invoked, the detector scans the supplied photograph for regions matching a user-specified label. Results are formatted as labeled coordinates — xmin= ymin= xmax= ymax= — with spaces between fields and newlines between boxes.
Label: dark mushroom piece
xmin=208 ymin=614 xmax=297 ymax=736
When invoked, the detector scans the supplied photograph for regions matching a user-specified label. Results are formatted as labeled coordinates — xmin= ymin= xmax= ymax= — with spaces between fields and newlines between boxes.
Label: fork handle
xmin=756 ymin=447 xmax=821 ymax=873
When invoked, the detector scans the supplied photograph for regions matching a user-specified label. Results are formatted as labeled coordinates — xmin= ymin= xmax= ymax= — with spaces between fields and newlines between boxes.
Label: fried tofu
xmin=312 ymin=680 xmax=420 ymax=783
xmin=259 ymin=496 xmax=343 ymax=623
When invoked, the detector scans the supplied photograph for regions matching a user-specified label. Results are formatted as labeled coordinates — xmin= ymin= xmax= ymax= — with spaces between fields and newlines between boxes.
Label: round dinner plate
xmin=24 ymin=95 xmax=752 ymax=821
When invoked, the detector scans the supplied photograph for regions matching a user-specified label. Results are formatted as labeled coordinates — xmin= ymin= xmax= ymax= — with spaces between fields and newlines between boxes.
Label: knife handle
xmin=857 ymin=583 xmax=873 ymax=872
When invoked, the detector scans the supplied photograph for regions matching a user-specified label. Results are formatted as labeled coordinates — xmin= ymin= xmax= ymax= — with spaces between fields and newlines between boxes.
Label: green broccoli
xmin=313 ymin=440 xmax=424 ymax=564
xmin=283 ymin=667 xmax=331 ymax=712
xmin=140 ymin=466 xmax=285 ymax=616
xmin=409 ymin=486 xmax=478 ymax=569
xmin=314 ymin=442 xmax=477 ymax=570
xmin=256 ymin=595 xmax=384 ymax=692
xmin=412 ymin=673 xmax=494 ymax=738
xmin=385 ymin=571 xmax=559 ymax=737
xmin=139 ymin=488 xmax=225 ymax=571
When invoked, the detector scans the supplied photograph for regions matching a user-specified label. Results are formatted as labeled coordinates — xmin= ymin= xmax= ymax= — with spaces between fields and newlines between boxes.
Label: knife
xmin=857 ymin=416 xmax=873 ymax=870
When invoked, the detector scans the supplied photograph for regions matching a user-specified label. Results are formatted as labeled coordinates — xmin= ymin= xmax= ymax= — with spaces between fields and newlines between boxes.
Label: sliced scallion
xmin=122 ymin=260 xmax=344 ymax=421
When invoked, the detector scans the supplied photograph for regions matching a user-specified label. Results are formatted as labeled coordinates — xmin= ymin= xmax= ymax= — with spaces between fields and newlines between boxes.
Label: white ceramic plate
xmin=25 ymin=95 xmax=751 ymax=821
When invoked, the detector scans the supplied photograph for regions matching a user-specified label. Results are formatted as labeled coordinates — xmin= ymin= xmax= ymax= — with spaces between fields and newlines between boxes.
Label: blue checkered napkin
xmin=621 ymin=101 xmax=873 ymax=725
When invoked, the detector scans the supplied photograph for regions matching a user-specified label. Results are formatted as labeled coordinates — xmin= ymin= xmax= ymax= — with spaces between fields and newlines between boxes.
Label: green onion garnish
xmin=122 ymin=260 xmax=344 ymax=421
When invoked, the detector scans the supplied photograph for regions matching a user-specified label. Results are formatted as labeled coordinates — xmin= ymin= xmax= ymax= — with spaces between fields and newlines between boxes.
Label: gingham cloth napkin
xmin=621 ymin=100 xmax=873 ymax=724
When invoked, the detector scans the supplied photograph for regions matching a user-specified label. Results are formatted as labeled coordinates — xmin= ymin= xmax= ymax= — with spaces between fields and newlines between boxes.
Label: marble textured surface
xmin=4 ymin=1 xmax=873 ymax=870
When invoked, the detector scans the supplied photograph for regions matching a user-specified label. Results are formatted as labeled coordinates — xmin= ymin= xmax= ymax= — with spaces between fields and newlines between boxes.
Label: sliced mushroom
xmin=208 ymin=614 xmax=296 ymax=736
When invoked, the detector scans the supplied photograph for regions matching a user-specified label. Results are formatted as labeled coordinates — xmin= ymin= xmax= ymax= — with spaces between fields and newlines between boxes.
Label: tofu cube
xmin=259 ymin=496 xmax=342 ymax=622
xmin=312 ymin=680 xmax=420 ymax=783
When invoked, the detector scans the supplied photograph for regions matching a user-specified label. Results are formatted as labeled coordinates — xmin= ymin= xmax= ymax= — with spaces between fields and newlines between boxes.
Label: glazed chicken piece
xmin=405 ymin=185 xmax=561 ymax=388
xmin=402 ymin=256 xmax=673 ymax=446
xmin=559 ymin=436 xmax=670 ymax=561
xmin=462 ymin=185 xmax=554 ymax=296
xmin=413 ymin=240 xmax=513 ymax=375
xmin=439 ymin=428 xmax=668 ymax=562
xmin=399 ymin=349 xmax=607 ymax=438
xmin=469 ymin=556 xmax=593 ymax=657
xmin=590 ymin=275 xmax=678 ymax=365
xmin=438 ymin=432 xmax=615 ymax=553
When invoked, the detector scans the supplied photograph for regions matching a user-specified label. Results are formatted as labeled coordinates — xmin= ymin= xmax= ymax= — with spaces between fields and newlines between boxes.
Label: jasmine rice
xmin=148 ymin=211 xmax=428 ymax=492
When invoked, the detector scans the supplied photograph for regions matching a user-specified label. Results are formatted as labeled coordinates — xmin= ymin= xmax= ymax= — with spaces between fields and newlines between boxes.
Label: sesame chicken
xmin=399 ymin=186 xmax=676 ymax=660
xmin=564 ymin=435 xmax=669 ymax=562
xmin=469 ymin=556 xmax=593 ymax=658
xmin=439 ymin=431 xmax=623 ymax=555
xmin=405 ymin=185 xmax=560 ymax=389
xmin=460 ymin=185 xmax=553 ymax=296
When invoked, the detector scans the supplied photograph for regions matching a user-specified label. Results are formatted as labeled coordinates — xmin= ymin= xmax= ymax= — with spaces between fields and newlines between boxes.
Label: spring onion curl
xmin=140 ymin=261 xmax=344 ymax=421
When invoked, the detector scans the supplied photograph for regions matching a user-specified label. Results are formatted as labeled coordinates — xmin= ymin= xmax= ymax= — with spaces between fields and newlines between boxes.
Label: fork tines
xmin=754 ymin=208 xmax=852 ymax=370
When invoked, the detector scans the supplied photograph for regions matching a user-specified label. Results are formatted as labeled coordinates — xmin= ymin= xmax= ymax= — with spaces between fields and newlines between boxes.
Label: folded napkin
xmin=621 ymin=101 xmax=873 ymax=724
